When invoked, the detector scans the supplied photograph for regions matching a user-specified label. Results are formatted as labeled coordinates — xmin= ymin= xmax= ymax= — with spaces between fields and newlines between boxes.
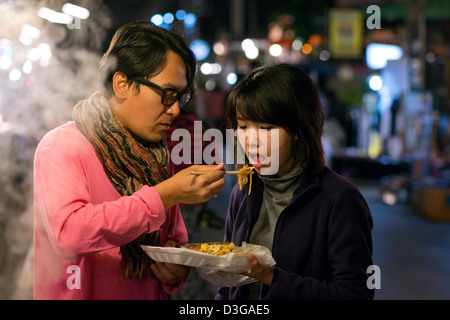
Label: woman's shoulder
xmin=319 ymin=167 xmax=365 ymax=198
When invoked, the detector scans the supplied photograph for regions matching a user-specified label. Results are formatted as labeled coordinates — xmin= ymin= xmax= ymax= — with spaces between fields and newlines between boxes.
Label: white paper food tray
xmin=140 ymin=244 xmax=249 ymax=270
xmin=141 ymin=242 xmax=277 ymax=287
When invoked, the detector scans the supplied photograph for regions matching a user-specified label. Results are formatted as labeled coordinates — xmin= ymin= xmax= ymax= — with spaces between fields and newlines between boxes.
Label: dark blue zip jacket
xmin=216 ymin=167 xmax=374 ymax=300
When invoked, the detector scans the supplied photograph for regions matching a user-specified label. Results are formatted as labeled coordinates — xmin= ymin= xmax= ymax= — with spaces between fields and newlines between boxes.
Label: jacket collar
xmin=290 ymin=167 xmax=323 ymax=204
xmin=245 ymin=167 xmax=323 ymax=201
xmin=244 ymin=167 xmax=323 ymax=241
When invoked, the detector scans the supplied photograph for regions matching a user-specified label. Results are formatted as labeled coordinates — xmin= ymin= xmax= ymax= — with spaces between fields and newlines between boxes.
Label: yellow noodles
xmin=237 ymin=165 xmax=255 ymax=195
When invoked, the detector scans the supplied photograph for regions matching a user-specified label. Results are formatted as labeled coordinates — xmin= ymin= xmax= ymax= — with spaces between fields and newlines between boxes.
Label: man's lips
xmin=159 ymin=122 xmax=171 ymax=129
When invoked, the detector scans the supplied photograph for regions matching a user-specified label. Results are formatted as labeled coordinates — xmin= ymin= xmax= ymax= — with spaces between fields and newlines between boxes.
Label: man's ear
xmin=112 ymin=72 xmax=129 ymax=100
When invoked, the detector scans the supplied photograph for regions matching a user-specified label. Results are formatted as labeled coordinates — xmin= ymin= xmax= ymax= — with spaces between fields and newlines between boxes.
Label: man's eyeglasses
xmin=133 ymin=78 xmax=192 ymax=108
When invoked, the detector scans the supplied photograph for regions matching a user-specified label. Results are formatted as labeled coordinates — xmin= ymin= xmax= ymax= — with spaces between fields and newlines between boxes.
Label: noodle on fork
xmin=188 ymin=165 xmax=255 ymax=195
xmin=237 ymin=165 xmax=254 ymax=195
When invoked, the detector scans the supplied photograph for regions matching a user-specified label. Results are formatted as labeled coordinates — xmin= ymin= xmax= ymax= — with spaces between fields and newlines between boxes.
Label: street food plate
xmin=140 ymin=243 xmax=249 ymax=271
xmin=141 ymin=242 xmax=276 ymax=287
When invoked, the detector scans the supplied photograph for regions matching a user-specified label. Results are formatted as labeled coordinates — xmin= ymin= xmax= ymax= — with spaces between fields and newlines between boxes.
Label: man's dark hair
xmin=225 ymin=63 xmax=325 ymax=175
xmin=99 ymin=20 xmax=197 ymax=97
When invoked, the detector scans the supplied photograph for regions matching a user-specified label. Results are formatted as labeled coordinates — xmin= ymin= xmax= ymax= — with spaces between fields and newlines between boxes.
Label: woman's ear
xmin=112 ymin=72 xmax=129 ymax=100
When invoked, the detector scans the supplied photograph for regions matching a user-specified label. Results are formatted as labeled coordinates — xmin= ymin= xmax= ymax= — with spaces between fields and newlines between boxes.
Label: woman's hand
xmin=241 ymin=254 xmax=274 ymax=286
xmin=155 ymin=164 xmax=226 ymax=210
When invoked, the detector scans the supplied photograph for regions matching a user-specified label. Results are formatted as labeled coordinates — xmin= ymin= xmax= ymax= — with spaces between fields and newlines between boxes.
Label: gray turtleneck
xmin=249 ymin=162 xmax=304 ymax=252
xmin=247 ymin=161 xmax=303 ymax=299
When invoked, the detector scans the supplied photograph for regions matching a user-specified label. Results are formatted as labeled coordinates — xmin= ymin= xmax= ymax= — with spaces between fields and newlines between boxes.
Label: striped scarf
xmin=72 ymin=92 xmax=170 ymax=279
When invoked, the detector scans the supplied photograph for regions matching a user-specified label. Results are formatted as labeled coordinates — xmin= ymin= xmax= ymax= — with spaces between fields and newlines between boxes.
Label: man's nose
xmin=166 ymin=101 xmax=181 ymax=117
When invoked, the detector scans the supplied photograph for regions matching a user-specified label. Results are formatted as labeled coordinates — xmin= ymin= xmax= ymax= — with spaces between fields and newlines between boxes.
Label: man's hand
xmin=155 ymin=164 xmax=226 ymax=210
xmin=151 ymin=240 xmax=190 ymax=284
xmin=151 ymin=261 xmax=190 ymax=284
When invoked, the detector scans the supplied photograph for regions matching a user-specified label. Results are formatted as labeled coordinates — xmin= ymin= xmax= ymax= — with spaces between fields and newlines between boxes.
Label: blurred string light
xmin=37 ymin=43 xmax=52 ymax=61
xmin=204 ymin=79 xmax=216 ymax=91
xmin=301 ymin=43 xmax=312 ymax=55
xmin=269 ymin=44 xmax=282 ymax=57
xmin=0 ymin=39 xmax=13 ymax=70
xmin=27 ymin=43 xmax=52 ymax=66
xmin=151 ymin=14 xmax=163 ymax=25
xmin=189 ymin=39 xmax=210 ymax=61
xmin=241 ymin=39 xmax=254 ymax=51
xmin=245 ymin=46 xmax=259 ymax=60
xmin=23 ymin=61 xmax=32 ymax=74
xmin=227 ymin=72 xmax=237 ymax=85
xmin=366 ymin=43 xmax=403 ymax=70
xmin=62 ymin=3 xmax=90 ymax=19
xmin=241 ymin=39 xmax=258 ymax=60
xmin=319 ymin=50 xmax=331 ymax=61
xmin=213 ymin=42 xmax=226 ymax=56
xmin=150 ymin=11 xmax=196 ymax=31
xmin=26 ymin=76 xmax=36 ymax=87
xmin=368 ymin=74 xmax=383 ymax=91
xmin=27 ymin=47 xmax=40 ymax=61
xmin=3 ymin=3 xmax=89 ymax=86
xmin=382 ymin=191 xmax=397 ymax=206
xmin=200 ymin=63 xmax=222 ymax=75
xmin=19 ymin=24 xmax=40 ymax=46
xmin=163 ymin=12 xmax=174 ymax=24
xmin=175 ymin=10 xmax=186 ymax=20
xmin=38 ymin=3 xmax=90 ymax=25
xmin=292 ymin=39 xmax=303 ymax=51
xmin=38 ymin=7 xmax=73 ymax=24
xmin=184 ymin=13 xmax=197 ymax=28
xmin=307 ymin=34 xmax=322 ymax=48
xmin=9 ymin=68 xmax=21 ymax=81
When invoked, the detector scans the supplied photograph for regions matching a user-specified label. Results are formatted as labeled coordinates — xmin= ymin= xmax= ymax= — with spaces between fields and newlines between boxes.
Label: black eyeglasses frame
xmin=133 ymin=78 xmax=192 ymax=108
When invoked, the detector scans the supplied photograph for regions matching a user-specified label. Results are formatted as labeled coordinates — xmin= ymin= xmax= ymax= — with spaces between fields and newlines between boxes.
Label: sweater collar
xmin=248 ymin=166 xmax=323 ymax=203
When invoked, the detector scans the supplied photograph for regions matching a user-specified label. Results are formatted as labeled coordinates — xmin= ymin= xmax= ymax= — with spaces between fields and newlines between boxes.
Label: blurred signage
xmin=329 ymin=8 xmax=363 ymax=59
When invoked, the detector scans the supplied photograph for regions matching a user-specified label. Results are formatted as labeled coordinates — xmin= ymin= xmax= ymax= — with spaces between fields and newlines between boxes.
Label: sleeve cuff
xmin=135 ymin=186 xmax=166 ymax=233
xmin=260 ymin=266 xmax=285 ymax=300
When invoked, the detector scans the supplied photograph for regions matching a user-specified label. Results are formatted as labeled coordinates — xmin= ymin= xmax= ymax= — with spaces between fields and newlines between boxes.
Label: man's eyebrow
xmin=161 ymin=82 xmax=188 ymax=91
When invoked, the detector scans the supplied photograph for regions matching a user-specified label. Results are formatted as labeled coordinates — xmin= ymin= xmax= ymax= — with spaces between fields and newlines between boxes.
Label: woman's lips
xmin=249 ymin=153 xmax=268 ymax=168
xmin=252 ymin=162 xmax=263 ymax=169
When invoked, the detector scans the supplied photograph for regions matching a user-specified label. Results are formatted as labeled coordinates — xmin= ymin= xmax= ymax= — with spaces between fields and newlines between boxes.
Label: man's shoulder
xmin=39 ymin=121 xmax=83 ymax=145
xmin=35 ymin=121 xmax=92 ymax=161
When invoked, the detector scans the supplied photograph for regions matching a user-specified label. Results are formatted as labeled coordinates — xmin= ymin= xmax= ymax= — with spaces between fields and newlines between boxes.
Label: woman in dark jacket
xmin=216 ymin=64 xmax=374 ymax=300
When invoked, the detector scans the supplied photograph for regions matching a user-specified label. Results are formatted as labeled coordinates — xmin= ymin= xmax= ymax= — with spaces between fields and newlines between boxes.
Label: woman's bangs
xmin=235 ymin=91 xmax=273 ymax=124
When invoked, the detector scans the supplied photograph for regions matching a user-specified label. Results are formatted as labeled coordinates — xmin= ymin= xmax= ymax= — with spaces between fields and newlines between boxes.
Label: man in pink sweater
xmin=33 ymin=21 xmax=225 ymax=299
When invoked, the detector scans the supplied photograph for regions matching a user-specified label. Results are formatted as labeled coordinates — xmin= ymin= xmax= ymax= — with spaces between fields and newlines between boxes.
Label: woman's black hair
xmin=225 ymin=63 xmax=325 ymax=175
xmin=98 ymin=20 xmax=197 ymax=97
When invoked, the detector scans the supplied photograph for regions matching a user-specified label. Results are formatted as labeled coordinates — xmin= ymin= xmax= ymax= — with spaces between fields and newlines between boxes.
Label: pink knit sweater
xmin=33 ymin=121 xmax=188 ymax=299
